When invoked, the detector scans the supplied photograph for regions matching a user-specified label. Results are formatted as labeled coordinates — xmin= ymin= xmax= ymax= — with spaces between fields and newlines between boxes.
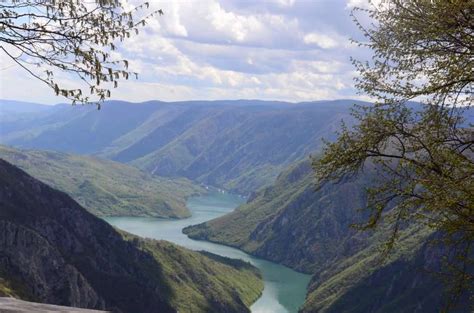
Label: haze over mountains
xmin=0 ymin=99 xmax=358 ymax=194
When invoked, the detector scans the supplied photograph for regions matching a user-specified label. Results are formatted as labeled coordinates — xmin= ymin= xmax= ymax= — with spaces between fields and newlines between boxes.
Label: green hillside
xmin=124 ymin=234 xmax=263 ymax=313
xmin=0 ymin=145 xmax=204 ymax=218
xmin=0 ymin=159 xmax=263 ymax=313
xmin=184 ymin=160 xmax=372 ymax=273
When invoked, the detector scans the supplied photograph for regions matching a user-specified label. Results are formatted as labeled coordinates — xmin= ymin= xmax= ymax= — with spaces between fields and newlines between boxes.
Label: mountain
xmin=184 ymin=160 xmax=471 ymax=312
xmin=184 ymin=160 xmax=371 ymax=273
xmin=0 ymin=145 xmax=204 ymax=218
xmin=0 ymin=99 xmax=51 ymax=114
xmin=0 ymin=158 xmax=263 ymax=313
xmin=0 ymin=99 xmax=358 ymax=194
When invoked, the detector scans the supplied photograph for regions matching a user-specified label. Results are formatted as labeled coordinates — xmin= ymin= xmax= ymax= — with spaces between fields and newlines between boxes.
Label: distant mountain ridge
xmin=0 ymin=99 xmax=51 ymax=114
xmin=0 ymin=99 xmax=360 ymax=193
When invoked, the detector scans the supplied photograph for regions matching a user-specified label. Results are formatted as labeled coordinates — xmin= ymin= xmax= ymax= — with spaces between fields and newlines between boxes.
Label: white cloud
xmin=303 ymin=33 xmax=339 ymax=49
xmin=346 ymin=0 xmax=383 ymax=9
xmin=1 ymin=0 xmax=366 ymax=104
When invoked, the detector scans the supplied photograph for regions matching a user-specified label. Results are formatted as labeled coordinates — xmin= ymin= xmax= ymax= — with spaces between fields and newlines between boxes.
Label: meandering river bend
xmin=105 ymin=192 xmax=311 ymax=313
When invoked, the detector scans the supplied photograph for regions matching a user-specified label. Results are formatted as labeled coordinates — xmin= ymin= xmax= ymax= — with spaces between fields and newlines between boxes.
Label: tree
xmin=313 ymin=0 xmax=473 ymax=307
xmin=0 ymin=0 xmax=163 ymax=107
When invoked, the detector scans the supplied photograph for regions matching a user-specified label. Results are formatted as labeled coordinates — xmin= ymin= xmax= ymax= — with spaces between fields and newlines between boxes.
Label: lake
xmin=105 ymin=192 xmax=311 ymax=313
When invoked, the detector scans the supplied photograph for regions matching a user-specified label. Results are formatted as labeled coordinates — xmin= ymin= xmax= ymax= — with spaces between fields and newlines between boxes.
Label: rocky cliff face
xmin=0 ymin=220 xmax=103 ymax=308
xmin=0 ymin=158 xmax=175 ymax=313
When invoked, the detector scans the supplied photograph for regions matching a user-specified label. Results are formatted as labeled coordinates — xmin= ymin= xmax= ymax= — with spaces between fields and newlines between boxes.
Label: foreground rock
xmin=0 ymin=298 xmax=108 ymax=313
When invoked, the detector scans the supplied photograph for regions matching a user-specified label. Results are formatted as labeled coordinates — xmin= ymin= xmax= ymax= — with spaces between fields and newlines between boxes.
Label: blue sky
xmin=0 ymin=0 xmax=373 ymax=104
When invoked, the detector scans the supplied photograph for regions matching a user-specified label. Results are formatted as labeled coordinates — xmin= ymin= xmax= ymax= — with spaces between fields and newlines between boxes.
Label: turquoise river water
xmin=105 ymin=192 xmax=311 ymax=313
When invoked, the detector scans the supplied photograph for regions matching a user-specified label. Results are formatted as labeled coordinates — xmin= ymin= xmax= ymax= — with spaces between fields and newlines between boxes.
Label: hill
xmin=184 ymin=160 xmax=471 ymax=312
xmin=0 ymin=99 xmax=51 ymax=114
xmin=184 ymin=160 xmax=371 ymax=273
xmin=0 ymin=158 xmax=263 ymax=313
xmin=0 ymin=99 xmax=358 ymax=194
xmin=0 ymin=145 xmax=204 ymax=218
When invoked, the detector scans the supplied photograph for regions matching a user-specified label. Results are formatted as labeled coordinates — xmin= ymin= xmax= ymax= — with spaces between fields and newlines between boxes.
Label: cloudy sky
xmin=0 ymin=0 xmax=373 ymax=104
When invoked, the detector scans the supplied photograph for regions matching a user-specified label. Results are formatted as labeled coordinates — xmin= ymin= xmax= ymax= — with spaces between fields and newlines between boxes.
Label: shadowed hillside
xmin=184 ymin=160 xmax=472 ymax=312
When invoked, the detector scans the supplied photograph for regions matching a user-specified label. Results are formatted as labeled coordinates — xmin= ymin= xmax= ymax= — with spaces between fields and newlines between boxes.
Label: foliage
xmin=313 ymin=0 xmax=473 ymax=307
xmin=185 ymin=158 xmax=470 ymax=312
xmin=351 ymin=0 xmax=472 ymax=107
xmin=0 ymin=145 xmax=204 ymax=217
xmin=123 ymin=233 xmax=263 ymax=313
xmin=0 ymin=0 xmax=162 ymax=106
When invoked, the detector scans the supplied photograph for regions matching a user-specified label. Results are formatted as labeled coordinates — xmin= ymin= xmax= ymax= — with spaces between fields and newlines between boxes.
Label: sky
xmin=0 ymin=0 xmax=374 ymax=105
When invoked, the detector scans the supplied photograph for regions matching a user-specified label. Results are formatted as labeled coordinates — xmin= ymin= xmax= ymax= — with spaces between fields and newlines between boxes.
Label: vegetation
xmin=122 ymin=233 xmax=263 ymax=313
xmin=184 ymin=160 xmax=372 ymax=273
xmin=300 ymin=227 xmax=455 ymax=313
xmin=0 ymin=145 xmax=204 ymax=218
xmin=0 ymin=0 xmax=162 ymax=105
xmin=313 ymin=0 xmax=473 ymax=305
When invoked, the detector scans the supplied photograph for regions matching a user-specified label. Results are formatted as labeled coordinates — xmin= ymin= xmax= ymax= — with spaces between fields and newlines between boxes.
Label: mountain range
xmin=1 ymin=98 xmax=472 ymax=312
xmin=0 ymin=99 xmax=358 ymax=194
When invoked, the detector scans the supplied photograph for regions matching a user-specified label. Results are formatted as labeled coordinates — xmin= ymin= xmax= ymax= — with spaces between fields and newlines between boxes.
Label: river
xmin=105 ymin=192 xmax=311 ymax=313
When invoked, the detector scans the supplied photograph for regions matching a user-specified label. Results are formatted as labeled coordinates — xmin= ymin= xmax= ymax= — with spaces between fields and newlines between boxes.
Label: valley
xmin=0 ymin=99 xmax=471 ymax=313
xmin=105 ymin=192 xmax=312 ymax=313
xmin=1 ymin=1 xmax=472 ymax=312
xmin=0 ymin=159 xmax=263 ymax=313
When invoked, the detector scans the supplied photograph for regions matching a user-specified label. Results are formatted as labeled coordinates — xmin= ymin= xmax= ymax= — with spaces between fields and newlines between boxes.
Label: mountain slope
xmin=0 ymin=100 xmax=358 ymax=193
xmin=0 ymin=145 xmax=203 ymax=218
xmin=184 ymin=160 xmax=471 ymax=312
xmin=0 ymin=159 xmax=262 ymax=313
xmin=184 ymin=160 xmax=372 ymax=273
xmin=0 ymin=100 xmax=51 ymax=114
